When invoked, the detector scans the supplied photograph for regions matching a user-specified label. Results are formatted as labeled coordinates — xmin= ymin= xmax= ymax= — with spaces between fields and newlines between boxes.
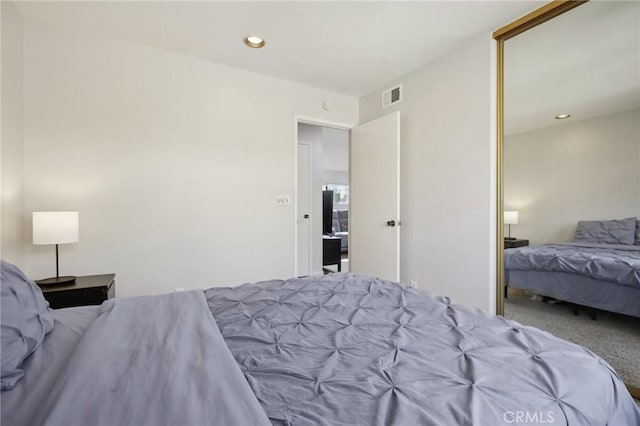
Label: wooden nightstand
xmin=37 ymin=274 xmax=116 ymax=309
xmin=504 ymin=238 xmax=529 ymax=249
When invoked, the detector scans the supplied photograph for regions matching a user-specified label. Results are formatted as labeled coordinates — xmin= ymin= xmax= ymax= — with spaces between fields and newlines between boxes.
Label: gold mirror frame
xmin=493 ymin=0 xmax=587 ymax=316
xmin=493 ymin=0 xmax=639 ymax=400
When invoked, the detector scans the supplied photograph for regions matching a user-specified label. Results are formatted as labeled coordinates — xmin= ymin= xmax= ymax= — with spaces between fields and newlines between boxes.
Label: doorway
xmin=296 ymin=122 xmax=350 ymax=276
xmin=295 ymin=112 xmax=401 ymax=280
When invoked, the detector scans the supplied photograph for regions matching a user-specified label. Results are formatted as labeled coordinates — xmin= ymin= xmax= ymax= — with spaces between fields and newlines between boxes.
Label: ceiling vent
xmin=381 ymin=84 xmax=402 ymax=109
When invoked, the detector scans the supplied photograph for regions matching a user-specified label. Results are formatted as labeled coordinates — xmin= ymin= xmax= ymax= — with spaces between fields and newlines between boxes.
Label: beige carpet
xmin=504 ymin=290 xmax=640 ymax=390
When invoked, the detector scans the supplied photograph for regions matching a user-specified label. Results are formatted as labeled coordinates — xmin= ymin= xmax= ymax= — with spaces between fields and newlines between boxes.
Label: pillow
xmin=1 ymin=260 xmax=54 ymax=391
xmin=573 ymin=217 xmax=637 ymax=245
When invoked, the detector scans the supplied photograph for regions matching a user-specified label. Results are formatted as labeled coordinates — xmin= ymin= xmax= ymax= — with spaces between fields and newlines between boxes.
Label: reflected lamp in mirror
xmin=504 ymin=211 xmax=519 ymax=240
xmin=32 ymin=211 xmax=79 ymax=285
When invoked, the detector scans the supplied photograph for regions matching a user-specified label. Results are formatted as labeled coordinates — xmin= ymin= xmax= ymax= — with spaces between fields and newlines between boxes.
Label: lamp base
xmin=36 ymin=276 xmax=76 ymax=286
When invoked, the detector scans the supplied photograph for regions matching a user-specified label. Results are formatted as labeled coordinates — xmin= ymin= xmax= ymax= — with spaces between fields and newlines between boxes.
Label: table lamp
xmin=33 ymin=211 xmax=79 ymax=285
xmin=504 ymin=211 xmax=519 ymax=240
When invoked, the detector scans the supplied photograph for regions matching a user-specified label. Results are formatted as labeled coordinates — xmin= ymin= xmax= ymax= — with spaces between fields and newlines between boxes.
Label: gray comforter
xmin=504 ymin=242 xmax=640 ymax=288
xmin=206 ymin=273 xmax=640 ymax=426
xmin=4 ymin=274 xmax=639 ymax=425
xmin=3 ymin=290 xmax=270 ymax=426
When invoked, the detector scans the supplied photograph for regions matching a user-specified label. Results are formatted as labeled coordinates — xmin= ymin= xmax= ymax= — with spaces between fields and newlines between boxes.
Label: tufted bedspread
xmin=206 ymin=273 xmax=640 ymax=426
xmin=504 ymin=242 xmax=640 ymax=288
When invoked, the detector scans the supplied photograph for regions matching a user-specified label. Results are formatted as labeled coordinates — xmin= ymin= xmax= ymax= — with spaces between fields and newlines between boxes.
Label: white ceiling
xmin=17 ymin=1 xmax=633 ymax=134
xmin=504 ymin=1 xmax=640 ymax=135
xmin=14 ymin=1 xmax=544 ymax=97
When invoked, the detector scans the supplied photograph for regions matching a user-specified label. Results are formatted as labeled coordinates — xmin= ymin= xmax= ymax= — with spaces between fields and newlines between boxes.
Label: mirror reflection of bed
xmin=502 ymin=0 xmax=640 ymax=395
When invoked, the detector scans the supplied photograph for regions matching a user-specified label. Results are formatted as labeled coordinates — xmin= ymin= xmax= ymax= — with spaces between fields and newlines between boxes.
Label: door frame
xmin=293 ymin=115 xmax=354 ymax=277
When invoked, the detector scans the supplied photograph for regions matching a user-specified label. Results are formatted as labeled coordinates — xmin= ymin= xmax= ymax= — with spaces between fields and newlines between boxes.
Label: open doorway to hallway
xmin=296 ymin=122 xmax=350 ymax=276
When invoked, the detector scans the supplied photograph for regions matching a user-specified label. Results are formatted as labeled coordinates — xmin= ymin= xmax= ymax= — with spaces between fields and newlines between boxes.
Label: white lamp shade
xmin=504 ymin=211 xmax=519 ymax=225
xmin=33 ymin=211 xmax=79 ymax=245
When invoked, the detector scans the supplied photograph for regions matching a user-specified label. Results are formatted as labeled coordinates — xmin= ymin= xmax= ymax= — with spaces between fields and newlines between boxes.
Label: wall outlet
xmin=276 ymin=195 xmax=291 ymax=206
xmin=175 ymin=287 xmax=185 ymax=292
xmin=409 ymin=280 xmax=418 ymax=288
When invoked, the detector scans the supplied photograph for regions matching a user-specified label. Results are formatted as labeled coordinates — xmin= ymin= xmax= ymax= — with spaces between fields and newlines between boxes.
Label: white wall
xmin=1 ymin=2 xmax=25 ymax=266
xmin=321 ymin=126 xmax=349 ymax=184
xmin=21 ymin=22 xmax=358 ymax=297
xmin=320 ymin=126 xmax=349 ymax=211
xmin=505 ymin=108 xmax=640 ymax=244
xmin=359 ymin=33 xmax=497 ymax=313
xmin=323 ymin=171 xmax=348 ymax=186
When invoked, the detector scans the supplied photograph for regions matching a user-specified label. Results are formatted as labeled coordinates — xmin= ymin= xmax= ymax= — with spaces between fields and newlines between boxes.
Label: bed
xmin=2 ymin=261 xmax=639 ymax=425
xmin=504 ymin=218 xmax=640 ymax=318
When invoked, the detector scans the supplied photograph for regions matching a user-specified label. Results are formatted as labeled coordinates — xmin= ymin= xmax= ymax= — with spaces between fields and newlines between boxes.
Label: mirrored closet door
xmin=500 ymin=1 xmax=640 ymax=396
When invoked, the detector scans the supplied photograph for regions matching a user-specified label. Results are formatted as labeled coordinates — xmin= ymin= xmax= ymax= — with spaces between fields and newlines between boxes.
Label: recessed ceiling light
xmin=244 ymin=36 xmax=265 ymax=49
xmin=555 ymin=114 xmax=571 ymax=120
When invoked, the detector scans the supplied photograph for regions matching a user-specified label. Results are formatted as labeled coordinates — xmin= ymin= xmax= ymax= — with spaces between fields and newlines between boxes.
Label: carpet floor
xmin=504 ymin=290 xmax=640 ymax=389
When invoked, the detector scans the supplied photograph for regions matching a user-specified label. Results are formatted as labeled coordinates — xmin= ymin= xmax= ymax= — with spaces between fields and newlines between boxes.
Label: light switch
xmin=276 ymin=195 xmax=291 ymax=206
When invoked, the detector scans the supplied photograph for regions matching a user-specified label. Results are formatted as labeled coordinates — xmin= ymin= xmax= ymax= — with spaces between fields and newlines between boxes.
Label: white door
xmin=297 ymin=142 xmax=312 ymax=276
xmin=350 ymin=111 xmax=400 ymax=281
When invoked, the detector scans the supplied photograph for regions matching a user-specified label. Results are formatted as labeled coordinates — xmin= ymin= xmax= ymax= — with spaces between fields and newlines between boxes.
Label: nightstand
xmin=323 ymin=236 xmax=342 ymax=273
xmin=37 ymin=274 xmax=116 ymax=309
xmin=504 ymin=238 xmax=529 ymax=249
